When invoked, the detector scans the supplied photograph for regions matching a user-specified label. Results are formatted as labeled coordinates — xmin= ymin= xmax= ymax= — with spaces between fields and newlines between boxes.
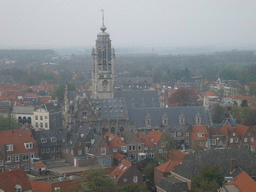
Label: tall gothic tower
xmin=91 ymin=11 xmax=115 ymax=99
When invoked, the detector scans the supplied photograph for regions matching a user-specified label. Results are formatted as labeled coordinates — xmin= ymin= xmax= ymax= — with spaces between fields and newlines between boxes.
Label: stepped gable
xmin=128 ymin=106 xmax=211 ymax=128
xmin=172 ymin=149 xmax=256 ymax=181
xmin=114 ymin=91 xmax=160 ymax=109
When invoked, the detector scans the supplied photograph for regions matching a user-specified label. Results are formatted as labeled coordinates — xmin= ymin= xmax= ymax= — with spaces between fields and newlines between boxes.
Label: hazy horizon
xmin=1 ymin=0 xmax=255 ymax=50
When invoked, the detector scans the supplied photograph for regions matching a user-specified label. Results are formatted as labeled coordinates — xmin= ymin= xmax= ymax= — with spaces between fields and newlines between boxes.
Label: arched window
xmin=18 ymin=116 xmax=22 ymax=124
xmin=27 ymin=117 xmax=31 ymax=124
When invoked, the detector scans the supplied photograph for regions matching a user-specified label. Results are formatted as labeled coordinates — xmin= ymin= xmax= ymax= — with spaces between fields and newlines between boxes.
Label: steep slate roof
xmin=110 ymin=160 xmax=131 ymax=180
xmin=147 ymin=130 xmax=163 ymax=144
xmin=12 ymin=106 xmax=35 ymax=114
xmin=192 ymin=126 xmax=208 ymax=141
xmin=227 ymin=171 xmax=256 ymax=192
xmin=34 ymin=129 xmax=68 ymax=148
xmin=155 ymin=160 xmax=183 ymax=173
xmin=168 ymin=149 xmax=187 ymax=161
xmin=122 ymin=131 xmax=143 ymax=144
xmin=0 ymin=129 xmax=36 ymax=155
xmin=91 ymin=97 xmax=127 ymax=118
xmin=40 ymin=102 xmax=62 ymax=113
xmin=138 ymin=133 xmax=154 ymax=146
xmin=114 ymin=91 xmax=160 ymax=109
xmin=90 ymin=135 xmax=103 ymax=154
xmin=0 ymin=169 xmax=33 ymax=192
xmin=128 ymin=106 xmax=211 ymax=128
xmin=157 ymin=176 xmax=188 ymax=192
xmin=172 ymin=149 xmax=256 ymax=181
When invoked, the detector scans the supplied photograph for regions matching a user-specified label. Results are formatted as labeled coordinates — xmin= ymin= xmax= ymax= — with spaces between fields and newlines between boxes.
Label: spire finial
xmin=100 ymin=9 xmax=107 ymax=32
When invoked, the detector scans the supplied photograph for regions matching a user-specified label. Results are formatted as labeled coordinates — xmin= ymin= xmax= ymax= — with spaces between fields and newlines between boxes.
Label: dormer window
xmin=145 ymin=112 xmax=151 ymax=127
xmin=179 ymin=113 xmax=185 ymax=125
xmin=41 ymin=138 xmax=47 ymax=143
xmin=186 ymin=132 xmax=189 ymax=137
xmin=51 ymin=137 xmax=57 ymax=142
xmin=24 ymin=142 xmax=33 ymax=149
xmin=195 ymin=112 xmax=201 ymax=125
xmin=15 ymin=184 xmax=22 ymax=192
xmin=197 ymin=133 xmax=205 ymax=137
xmin=6 ymin=144 xmax=13 ymax=151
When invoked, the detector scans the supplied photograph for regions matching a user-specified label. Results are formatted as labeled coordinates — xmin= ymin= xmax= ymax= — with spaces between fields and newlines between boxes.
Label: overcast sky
xmin=1 ymin=0 xmax=255 ymax=49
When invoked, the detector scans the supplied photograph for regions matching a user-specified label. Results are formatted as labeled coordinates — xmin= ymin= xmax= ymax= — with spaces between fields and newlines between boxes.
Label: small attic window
xmin=41 ymin=138 xmax=47 ymax=143
xmin=51 ymin=137 xmax=57 ymax=142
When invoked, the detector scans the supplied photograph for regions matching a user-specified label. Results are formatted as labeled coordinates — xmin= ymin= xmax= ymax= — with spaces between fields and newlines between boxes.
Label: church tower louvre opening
xmin=91 ymin=10 xmax=115 ymax=99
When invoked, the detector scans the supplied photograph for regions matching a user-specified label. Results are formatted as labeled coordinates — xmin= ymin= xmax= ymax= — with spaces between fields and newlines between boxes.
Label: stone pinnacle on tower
xmin=100 ymin=9 xmax=107 ymax=32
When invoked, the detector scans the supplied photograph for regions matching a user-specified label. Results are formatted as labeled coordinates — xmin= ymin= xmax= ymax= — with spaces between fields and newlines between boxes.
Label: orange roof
xmin=251 ymin=141 xmax=256 ymax=146
xmin=34 ymin=161 xmax=46 ymax=168
xmin=147 ymin=130 xmax=163 ymax=144
xmin=205 ymin=91 xmax=217 ymax=97
xmin=192 ymin=126 xmax=208 ymax=141
xmin=138 ymin=133 xmax=154 ymax=146
xmin=24 ymin=92 xmax=38 ymax=98
xmin=110 ymin=160 xmax=131 ymax=180
xmin=235 ymin=124 xmax=249 ymax=138
xmin=155 ymin=160 xmax=183 ymax=173
xmin=0 ymin=169 xmax=33 ymax=192
xmin=227 ymin=171 xmax=256 ymax=192
xmin=114 ymin=153 xmax=124 ymax=161
xmin=104 ymin=132 xmax=126 ymax=148
xmin=30 ymin=179 xmax=75 ymax=192
xmin=0 ymin=129 xmax=36 ymax=155
xmin=39 ymin=96 xmax=52 ymax=102
xmin=220 ymin=125 xmax=234 ymax=136
xmin=169 ymin=89 xmax=178 ymax=94
xmin=168 ymin=149 xmax=187 ymax=161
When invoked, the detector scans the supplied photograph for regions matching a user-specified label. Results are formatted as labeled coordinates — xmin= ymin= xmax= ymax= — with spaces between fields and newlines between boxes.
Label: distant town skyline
xmin=1 ymin=0 xmax=255 ymax=49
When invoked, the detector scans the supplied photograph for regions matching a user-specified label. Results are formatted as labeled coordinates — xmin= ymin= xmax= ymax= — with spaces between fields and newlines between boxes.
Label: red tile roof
xmin=251 ymin=141 xmax=256 ymax=146
xmin=155 ymin=160 xmax=183 ymax=173
xmin=220 ymin=125 xmax=234 ymax=136
xmin=205 ymin=91 xmax=217 ymax=97
xmin=110 ymin=160 xmax=131 ymax=180
xmin=192 ymin=126 xmax=208 ymax=141
xmin=138 ymin=133 xmax=154 ymax=146
xmin=235 ymin=124 xmax=249 ymax=138
xmin=39 ymin=96 xmax=52 ymax=102
xmin=0 ymin=169 xmax=33 ymax=192
xmin=168 ymin=149 xmax=187 ymax=161
xmin=34 ymin=161 xmax=46 ymax=168
xmin=114 ymin=153 xmax=124 ymax=161
xmin=0 ymin=129 xmax=36 ymax=155
xmin=104 ymin=132 xmax=126 ymax=148
xmin=30 ymin=179 xmax=75 ymax=192
xmin=227 ymin=171 xmax=256 ymax=192
xmin=147 ymin=130 xmax=163 ymax=144
xmin=24 ymin=92 xmax=38 ymax=98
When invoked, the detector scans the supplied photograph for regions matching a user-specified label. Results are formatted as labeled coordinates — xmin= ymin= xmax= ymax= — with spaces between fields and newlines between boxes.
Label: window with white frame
xmin=6 ymin=144 xmax=13 ymax=151
xmin=45 ymin=123 xmax=48 ymax=128
xmin=133 ymin=176 xmax=138 ymax=182
xmin=31 ymin=153 xmax=34 ymax=159
xmin=113 ymin=148 xmax=117 ymax=152
xmin=23 ymin=163 xmax=29 ymax=171
xmin=158 ymin=150 xmax=163 ymax=154
xmin=121 ymin=146 xmax=127 ymax=151
xmin=41 ymin=138 xmax=47 ymax=143
xmin=185 ymin=140 xmax=189 ymax=146
xmin=161 ymin=141 xmax=167 ymax=148
xmin=144 ymin=146 xmax=148 ymax=150
xmin=244 ymin=137 xmax=248 ymax=142
xmin=35 ymin=115 xmax=38 ymax=120
xmin=45 ymin=116 xmax=47 ymax=119
xmin=24 ymin=142 xmax=33 ymax=149
xmin=15 ymin=184 xmax=22 ymax=192
xmin=23 ymin=155 xmax=29 ymax=161
xmin=230 ymin=138 xmax=233 ymax=143
xmin=186 ymin=132 xmax=189 ymax=137
xmin=7 ymin=156 xmax=11 ymax=162
xmin=251 ymin=137 xmax=254 ymax=142
xmin=150 ymin=146 xmax=154 ymax=150
xmin=0 ymin=160 xmax=3 ymax=166
xmin=149 ymin=152 xmax=154 ymax=158
xmin=212 ymin=139 xmax=216 ymax=145
xmin=12 ymin=156 xmax=19 ymax=162
xmin=71 ymin=150 xmax=73 ymax=155
xmin=138 ymin=145 xmax=142 ymax=151
xmin=35 ymin=122 xmax=38 ymax=127
xmin=101 ymin=148 xmax=106 ymax=155
xmin=233 ymin=133 xmax=235 ymax=136
xmin=40 ymin=116 xmax=43 ymax=120
xmin=40 ymin=122 xmax=43 ymax=128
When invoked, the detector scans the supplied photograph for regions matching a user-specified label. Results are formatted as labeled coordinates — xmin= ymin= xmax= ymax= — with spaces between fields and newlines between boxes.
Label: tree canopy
xmin=0 ymin=116 xmax=19 ymax=131
xmin=192 ymin=163 xmax=224 ymax=192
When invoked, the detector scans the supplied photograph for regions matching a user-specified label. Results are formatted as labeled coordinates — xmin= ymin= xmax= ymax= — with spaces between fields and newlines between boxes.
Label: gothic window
xmin=102 ymin=80 xmax=108 ymax=91
xmin=111 ymin=127 xmax=115 ymax=134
